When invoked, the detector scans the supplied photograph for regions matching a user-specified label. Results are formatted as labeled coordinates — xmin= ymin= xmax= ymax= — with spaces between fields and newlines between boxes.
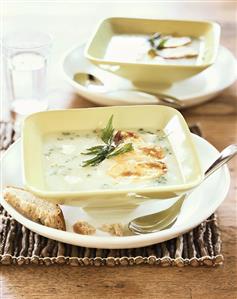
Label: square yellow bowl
xmin=22 ymin=106 xmax=203 ymax=204
xmin=85 ymin=17 xmax=220 ymax=85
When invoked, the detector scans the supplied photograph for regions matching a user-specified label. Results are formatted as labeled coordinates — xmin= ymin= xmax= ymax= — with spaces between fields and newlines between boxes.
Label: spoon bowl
xmin=73 ymin=72 xmax=184 ymax=108
xmin=73 ymin=72 xmax=104 ymax=89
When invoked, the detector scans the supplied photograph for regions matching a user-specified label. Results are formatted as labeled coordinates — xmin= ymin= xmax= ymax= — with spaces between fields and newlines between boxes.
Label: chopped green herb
xmin=155 ymin=176 xmax=167 ymax=184
xmin=62 ymin=132 xmax=71 ymax=136
xmin=164 ymin=147 xmax=172 ymax=155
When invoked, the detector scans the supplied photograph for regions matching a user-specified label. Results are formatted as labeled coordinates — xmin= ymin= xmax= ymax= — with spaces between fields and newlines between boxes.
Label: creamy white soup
xmin=43 ymin=121 xmax=183 ymax=192
xmin=104 ymin=34 xmax=205 ymax=65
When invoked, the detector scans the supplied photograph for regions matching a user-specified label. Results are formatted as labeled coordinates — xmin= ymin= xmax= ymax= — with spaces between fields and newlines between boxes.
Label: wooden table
xmin=1 ymin=2 xmax=237 ymax=298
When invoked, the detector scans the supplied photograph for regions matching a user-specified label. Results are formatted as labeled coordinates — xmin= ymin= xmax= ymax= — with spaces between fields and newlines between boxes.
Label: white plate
xmin=62 ymin=44 xmax=237 ymax=108
xmin=0 ymin=135 xmax=230 ymax=249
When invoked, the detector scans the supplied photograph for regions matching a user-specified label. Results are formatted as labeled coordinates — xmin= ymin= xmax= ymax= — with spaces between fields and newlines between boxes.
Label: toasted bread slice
xmin=3 ymin=186 xmax=66 ymax=231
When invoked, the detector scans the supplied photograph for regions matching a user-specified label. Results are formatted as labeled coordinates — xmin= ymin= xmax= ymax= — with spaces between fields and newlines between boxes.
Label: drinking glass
xmin=2 ymin=32 xmax=52 ymax=126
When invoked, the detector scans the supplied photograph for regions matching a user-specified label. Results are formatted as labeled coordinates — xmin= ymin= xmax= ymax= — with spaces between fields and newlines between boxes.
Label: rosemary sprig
xmin=148 ymin=32 xmax=161 ymax=47
xmin=101 ymin=115 xmax=114 ymax=144
xmin=82 ymin=115 xmax=134 ymax=167
xmin=147 ymin=33 xmax=168 ymax=56
xmin=82 ymin=145 xmax=115 ymax=167
xmin=81 ymin=145 xmax=105 ymax=155
xmin=107 ymin=143 xmax=133 ymax=158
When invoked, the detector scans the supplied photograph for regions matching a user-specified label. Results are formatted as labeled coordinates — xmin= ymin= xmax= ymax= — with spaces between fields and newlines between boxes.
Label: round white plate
xmin=62 ymin=44 xmax=237 ymax=108
xmin=0 ymin=135 xmax=230 ymax=249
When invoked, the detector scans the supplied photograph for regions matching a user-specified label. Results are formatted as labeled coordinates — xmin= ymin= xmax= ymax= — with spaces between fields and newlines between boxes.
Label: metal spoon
xmin=73 ymin=72 xmax=184 ymax=108
xmin=128 ymin=144 xmax=237 ymax=234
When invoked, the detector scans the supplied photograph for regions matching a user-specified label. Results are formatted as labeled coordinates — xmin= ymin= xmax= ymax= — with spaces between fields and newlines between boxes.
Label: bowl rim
xmin=85 ymin=17 xmax=221 ymax=69
xmin=22 ymin=105 xmax=203 ymax=199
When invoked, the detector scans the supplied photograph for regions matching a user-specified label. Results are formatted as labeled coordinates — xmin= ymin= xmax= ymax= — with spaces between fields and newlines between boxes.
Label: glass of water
xmin=3 ymin=32 xmax=52 ymax=126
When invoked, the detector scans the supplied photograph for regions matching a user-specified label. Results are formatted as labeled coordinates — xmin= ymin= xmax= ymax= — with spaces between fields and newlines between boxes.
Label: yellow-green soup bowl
xmin=22 ymin=105 xmax=203 ymax=205
xmin=85 ymin=17 xmax=220 ymax=86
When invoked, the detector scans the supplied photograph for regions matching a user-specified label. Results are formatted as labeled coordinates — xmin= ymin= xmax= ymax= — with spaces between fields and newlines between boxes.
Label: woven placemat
xmin=0 ymin=121 xmax=224 ymax=267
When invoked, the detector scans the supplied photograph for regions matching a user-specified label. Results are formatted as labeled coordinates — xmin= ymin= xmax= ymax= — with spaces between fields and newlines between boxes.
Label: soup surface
xmin=104 ymin=34 xmax=205 ymax=65
xmin=43 ymin=128 xmax=183 ymax=192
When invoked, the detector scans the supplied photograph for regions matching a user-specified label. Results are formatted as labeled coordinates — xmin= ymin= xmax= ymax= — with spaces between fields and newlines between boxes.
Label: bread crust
xmin=73 ymin=220 xmax=96 ymax=235
xmin=3 ymin=186 xmax=66 ymax=231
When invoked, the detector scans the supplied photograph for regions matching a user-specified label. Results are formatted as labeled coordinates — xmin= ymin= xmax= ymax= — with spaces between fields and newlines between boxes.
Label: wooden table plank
xmin=1 ymin=2 xmax=237 ymax=299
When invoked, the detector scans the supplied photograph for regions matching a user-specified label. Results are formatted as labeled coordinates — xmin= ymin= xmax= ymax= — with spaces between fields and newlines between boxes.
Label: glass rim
xmin=1 ymin=31 xmax=53 ymax=50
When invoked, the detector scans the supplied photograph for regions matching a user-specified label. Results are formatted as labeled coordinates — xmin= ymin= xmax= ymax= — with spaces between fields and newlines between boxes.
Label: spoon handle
xmin=150 ymin=93 xmax=184 ymax=107
xmin=204 ymin=144 xmax=237 ymax=179
xmin=114 ymin=89 xmax=184 ymax=108
xmin=135 ymin=90 xmax=184 ymax=108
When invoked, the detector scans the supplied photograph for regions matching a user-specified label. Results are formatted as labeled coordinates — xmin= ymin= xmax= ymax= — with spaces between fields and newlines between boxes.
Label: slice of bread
xmin=3 ymin=186 xmax=66 ymax=231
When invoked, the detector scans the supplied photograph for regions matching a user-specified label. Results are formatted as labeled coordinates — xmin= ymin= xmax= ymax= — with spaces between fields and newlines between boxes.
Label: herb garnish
xmin=107 ymin=143 xmax=133 ymax=158
xmin=156 ymin=38 xmax=168 ymax=50
xmin=81 ymin=115 xmax=134 ymax=167
xmin=147 ymin=33 xmax=168 ymax=57
xmin=148 ymin=32 xmax=168 ymax=50
xmin=148 ymin=32 xmax=161 ymax=46
xmin=101 ymin=114 xmax=114 ymax=144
